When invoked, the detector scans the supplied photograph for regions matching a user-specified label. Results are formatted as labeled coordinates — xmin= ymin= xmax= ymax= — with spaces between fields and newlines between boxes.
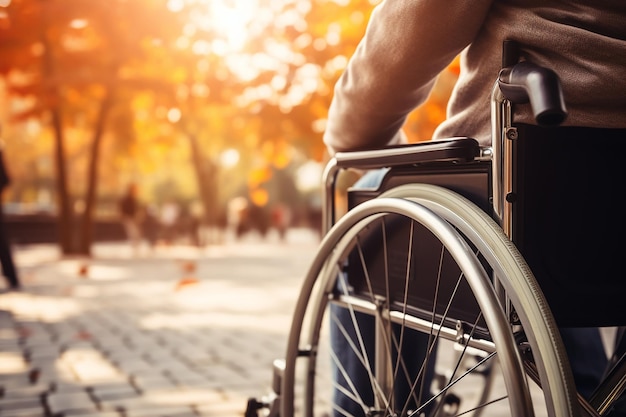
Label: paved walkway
xmin=0 ymin=229 xmax=320 ymax=417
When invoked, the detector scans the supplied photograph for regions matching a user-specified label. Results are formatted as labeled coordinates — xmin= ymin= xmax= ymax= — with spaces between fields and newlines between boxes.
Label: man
xmin=119 ymin=183 xmax=142 ymax=255
xmin=0 ymin=136 xmax=20 ymax=290
xmin=323 ymin=0 xmax=625 ymax=414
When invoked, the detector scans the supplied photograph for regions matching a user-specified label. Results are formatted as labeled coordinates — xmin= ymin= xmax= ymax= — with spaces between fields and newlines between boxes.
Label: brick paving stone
xmin=101 ymin=345 xmax=142 ymax=357
xmin=0 ymin=310 xmax=14 ymax=322
xmin=1 ymin=382 xmax=51 ymax=398
xmin=29 ymin=357 xmax=60 ymax=372
xmin=0 ymin=340 xmax=21 ymax=352
xmin=142 ymin=349 xmax=177 ymax=364
xmin=89 ymin=381 xmax=140 ymax=402
xmin=239 ymin=367 xmax=274 ymax=386
xmin=61 ymin=347 xmax=105 ymax=362
xmin=62 ymin=412 xmax=122 ymax=417
xmin=0 ymin=372 xmax=32 ymax=388
xmin=53 ymin=381 xmax=90 ymax=392
xmin=26 ymin=344 xmax=62 ymax=361
xmin=113 ymin=358 xmax=154 ymax=374
xmin=93 ymin=342 xmax=128 ymax=358
xmin=64 ymin=340 xmax=99 ymax=352
xmin=124 ymin=337 xmax=164 ymax=352
xmin=92 ymin=390 xmax=141 ymax=403
xmin=195 ymin=364 xmax=242 ymax=384
xmin=219 ymin=353 xmax=270 ymax=374
xmin=224 ymin=383 xmax=269 ymax=400
xmin=154 ymin=330 xmax=186 ymax=346
xmin=177 ymin=386 xmax=223 ymax=403
xmin=139 ymin=387 xmax=222 ymax=406
xmin=88 ymin=328 xmax=121 ymax=342
xmin=128 ymin=368 xmax=170 ymax=380
xmin=71 ymin=360 xmax=125 ymax=383
xmin=0 ymin=396 xmax=45 ymax=411
xmin=73 ymin=325 xmax=115 ymax=341
xmin=35 ymin=362 xmax=77 ymax=385
xmin=175 ymin=349 xmax=214 ymax=366
xmin=0 ymin=351 xmax=29 ymax=373
xmin=153 ymin=362 xmax=196 ymax=379
xmin=170 ymin=379 xmax=224 ymax=391
xmin=21 ymin=335 xmax=55 ymax=350
xmin=53 ymin=329 xmax=87 ymax=347
xmin=0 ymin=325 xmax=20 ymax=339
xmin=0 ymin=407 xmax=47 ymax=417
xmin=0 ymin=405 xmax=47 ymax=417
xmin=195 ymin=401 xmax=248 ymax=417
xmin=99 ymin=396 xmax=194 ymax=415
xmin=124 ymin=405 xmax=196 ymax=417
xmin=131 ymin=373 xmax=177 ymax=393
xmin=98 ymin=344 xmax=137 ymax=360
xmin=47 ymin=390 xmax=98 ymax=415
xmin=167 ymin=372 xmax=208 ymax=387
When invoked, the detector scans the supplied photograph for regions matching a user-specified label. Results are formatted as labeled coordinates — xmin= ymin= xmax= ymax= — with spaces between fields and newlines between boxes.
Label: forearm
xmin=324 ymin=0 xmax=493 ymax=154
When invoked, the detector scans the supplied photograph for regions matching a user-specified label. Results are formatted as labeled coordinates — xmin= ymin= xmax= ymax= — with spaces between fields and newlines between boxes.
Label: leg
xmin=330 ymin=305 xmax=436 ymax=417
xmin=330 ymin=305 xmax=375 ymax=416
xmin=331 ymin=169 xmax=419 ymax=416
xmin=0 ymin=212 xmax=18 ymax=289
xmin=559 ymin=327 xmax=608 ymax=400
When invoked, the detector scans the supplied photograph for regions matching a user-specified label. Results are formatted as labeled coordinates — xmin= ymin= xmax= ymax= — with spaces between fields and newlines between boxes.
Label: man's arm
xmin=323 ymin=0 xmax=494 ymax=154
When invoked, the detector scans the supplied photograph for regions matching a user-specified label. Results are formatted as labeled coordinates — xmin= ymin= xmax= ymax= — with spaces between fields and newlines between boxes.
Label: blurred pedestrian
xmin=141 ymin=205 xmax=160 ymax=249
xmin=118 ymin=183 xmax=142 ymax=256
xmin=0 ymin=138 xmax=19 ymax=290
xmin=271 ymin=203 xmax=291 ymax=241
xmin=177 ymin=203 xmax=201 ymax=246
xmin=159 ymin=199 xmax=180 ymax=245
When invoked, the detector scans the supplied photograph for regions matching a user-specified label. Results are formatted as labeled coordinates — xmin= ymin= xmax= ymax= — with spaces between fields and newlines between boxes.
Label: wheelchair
xmin=246 ymin=41 xmax=626 ymax=417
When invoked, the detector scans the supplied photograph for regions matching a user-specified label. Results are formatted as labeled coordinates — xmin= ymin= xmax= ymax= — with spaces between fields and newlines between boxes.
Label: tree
xmin=0 ymin=0 xmax=182 ymax=255
xmin=0 ymin=0 xmax=456 ymax=255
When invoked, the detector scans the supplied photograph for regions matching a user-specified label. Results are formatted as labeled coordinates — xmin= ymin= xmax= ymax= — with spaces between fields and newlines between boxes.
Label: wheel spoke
xmin=283 ymin=191 xmax=572 ymax=417
xmin=409 ymin=351 xmax=498 ymax=417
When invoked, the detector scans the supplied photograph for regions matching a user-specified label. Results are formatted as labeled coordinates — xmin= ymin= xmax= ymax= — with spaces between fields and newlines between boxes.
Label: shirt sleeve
xmin=323 ymin=0 xmax=494 ymax=154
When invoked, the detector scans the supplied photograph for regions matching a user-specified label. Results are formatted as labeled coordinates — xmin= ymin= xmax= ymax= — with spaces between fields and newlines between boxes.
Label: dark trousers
xmin=331 ymin=309 xmax=609 ymax=416
xmin=330 ymin=305 xmax=437 ymax=417
xmin=0 ymin=209 xmax=18 ymax=288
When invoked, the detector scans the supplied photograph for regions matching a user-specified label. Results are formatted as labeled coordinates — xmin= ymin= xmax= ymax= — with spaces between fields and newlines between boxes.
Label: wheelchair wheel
xmin=280 ymin=185 xmax=578 ymax=417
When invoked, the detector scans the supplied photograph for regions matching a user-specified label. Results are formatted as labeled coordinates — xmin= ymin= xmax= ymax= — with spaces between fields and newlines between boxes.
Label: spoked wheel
xmin=280 ymin=185 xmax=578 ymax=417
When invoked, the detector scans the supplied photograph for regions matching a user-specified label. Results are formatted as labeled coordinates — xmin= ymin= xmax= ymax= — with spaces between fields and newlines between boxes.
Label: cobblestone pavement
xmin=0 ymin=229 xmax=319 ymax=417
xmin=2 ymin=228 xmax=618 ymax=417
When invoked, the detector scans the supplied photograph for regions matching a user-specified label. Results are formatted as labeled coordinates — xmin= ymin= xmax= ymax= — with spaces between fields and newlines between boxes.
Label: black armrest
xmin=334 ymin=137 xmax=481 ymax=170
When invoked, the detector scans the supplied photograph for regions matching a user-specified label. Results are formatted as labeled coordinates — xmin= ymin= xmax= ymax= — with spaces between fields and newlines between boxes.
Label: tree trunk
xmin=77 ymin=92 xmax=113 ymax=256
xmin=51 ymin=107 xmax=75 ymax=254
xmin=41 ymin=18 xmax=74 ymax=254
xmin=187 ymin=132 xmax=218 ymax=227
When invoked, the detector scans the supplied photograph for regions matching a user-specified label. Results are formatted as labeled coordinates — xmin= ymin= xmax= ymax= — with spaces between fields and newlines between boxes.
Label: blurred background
xmin=0 ymin=0 xmax=458 ymax=256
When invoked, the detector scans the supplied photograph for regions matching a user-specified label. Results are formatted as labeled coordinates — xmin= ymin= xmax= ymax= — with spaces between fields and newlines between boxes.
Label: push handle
xmin=498 ymin=61 xmax=568 ymax=126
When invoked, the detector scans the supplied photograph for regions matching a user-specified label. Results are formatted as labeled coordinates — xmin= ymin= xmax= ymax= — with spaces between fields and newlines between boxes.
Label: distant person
xmin=271 ymin=203 xmax=291 ymax=241
xmin=141 ymin=205 xmax=160 ymax=249
xmin=0 ymin=138 xmax=19 ymax=290
xmin=177 ymin=203 xmax=201 ymax=246
xmin=159 ymin=199 xmax=180 ymax=245
xmin=118 ymin=183 xmax=142 ymax=255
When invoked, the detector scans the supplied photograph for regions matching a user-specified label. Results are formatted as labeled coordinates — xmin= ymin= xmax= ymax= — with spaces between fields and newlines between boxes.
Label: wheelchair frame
xmin=247 ymin=42 xmax=626 ymax=417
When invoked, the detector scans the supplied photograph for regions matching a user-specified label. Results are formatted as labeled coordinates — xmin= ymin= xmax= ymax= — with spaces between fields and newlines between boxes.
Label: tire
xmin=280 ymin=185 xmax=577 ymax=417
